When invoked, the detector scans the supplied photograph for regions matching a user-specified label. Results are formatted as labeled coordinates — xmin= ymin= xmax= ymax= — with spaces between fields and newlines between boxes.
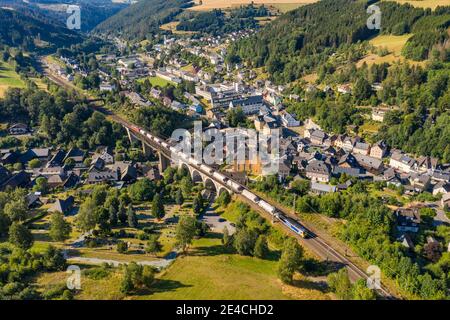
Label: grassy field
xmin=0 ymin=61 xmax=26 ymax=97
xmin=370 ymin=34 xmax=412 ymax=55
xmin=383 ymin=0 xmax=450 ymax=10
xmin=358 ymin=121 xmax=383 ymax=136
xmin=143 ymin=235 xmax=331 ymax=300
xmin=160 ymin=21 xmax=197 ymax=35
xmin=139 ymin=76 xmax=176 ymax=88
xmin=357 ymin=34 xmax=427 ymax=67
xmin=190 ymin=0 xmax=318 ymax=12
xmin=36 ymin=233 xmax=332 ymax=300
xmin=302 ymin=73 xmax=318 ymax=84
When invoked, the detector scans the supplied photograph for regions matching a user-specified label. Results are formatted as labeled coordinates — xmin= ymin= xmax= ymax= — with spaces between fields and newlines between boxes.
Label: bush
xmin=84 ymin=265 xmax=112 ymax=280
xmin=28 ymin=158 xmax=42 ymax=169
xmin=136 ymin=232 xmax=149 ymax=240
xmin=120 ymin=262 xmax=155 ymax=294
xmin=117 ymin=241 xmax=128 ymax=253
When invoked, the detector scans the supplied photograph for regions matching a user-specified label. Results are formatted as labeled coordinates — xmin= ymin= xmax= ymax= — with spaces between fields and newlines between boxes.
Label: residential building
xmin=417 ymin=156 xmax=438 ymax=173
xmin=409 ymin=174 xmax=431 ymax=193
xmin=305 ymin=160 xmax=330 ymax=183
xmin=8 ymin=123 xmax=29 ymax=135
xmin=47 ymin=149 xmax=66 ymax=168
xmin=63 ymin=148 xmax=86 ymax=168
xmin=0 ymin=171 xmax=31 ymax=190
xmin=99 ymin=83 xmax=115 ymax=92
xmin=441 ymin=193 xmax=450 ymax=209
xmin=433 ymin=182 xmax=450 ymax=196
xmin=309 ymin=130 xmax=326 ymax=145
xmin=370 ymin=141 xmax=387 ymax=159
xmin=0 ymin=165 xmax=11 ymax=185
xmin=311 ymin=182 xmax=336 ymax=194
xmin=49 ymin=196 xmax=75 ymax=215
xmin=390 ymin=151 xmax=416 ymax=173
xmin=395 ymin=208 xmax=421 ymax=233
xmin=354 ymin=154 xmax=383 ymax=174
xmin=280 ymin=112 xmax=300 ymax=127
xmin=87 ymin=170 xmax=119 ymax=184
xmin=229 ymin=96 xmax=265 ymax=115
xmin=98 ymin=147 xmax=114 ymax=165
xmin=337 ymin=84 xmax=352 ymax=95
xmin=353 ymin=142 xmax=370 ymax=156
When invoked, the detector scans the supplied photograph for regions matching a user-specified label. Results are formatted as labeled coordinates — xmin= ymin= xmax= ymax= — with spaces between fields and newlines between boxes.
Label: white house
xmin=389 ymin=151 xmax=416 ymax=173
xmin=281 ymin=112 xmax=300 ymax=127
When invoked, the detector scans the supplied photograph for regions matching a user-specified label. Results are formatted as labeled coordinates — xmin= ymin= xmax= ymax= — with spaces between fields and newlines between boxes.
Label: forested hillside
xmin=176 ymin=5 xmax=269 ymax=36
xmin=93 ymin=0 xmax=194 ymax=41
xmin=0 ymin=0 xmax=128 ymax=32
xmin=227 ymin=0 xmax=450 ymax=84
xmin=0 ymin=7 xmax=83 ymax=50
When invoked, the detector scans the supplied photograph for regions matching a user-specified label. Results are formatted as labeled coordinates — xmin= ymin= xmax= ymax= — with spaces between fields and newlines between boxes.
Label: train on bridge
xmin=129 ymin=124 xmax=309 ymax=239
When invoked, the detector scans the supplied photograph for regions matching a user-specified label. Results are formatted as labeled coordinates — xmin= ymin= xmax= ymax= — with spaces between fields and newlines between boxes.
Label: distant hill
xmin=0 ymin=0 xmax=129 ymax=31
xmin=93 ymin=0 xmax=194 ymax=40
xmin=0 ymin=7 xmax=83 ymax=50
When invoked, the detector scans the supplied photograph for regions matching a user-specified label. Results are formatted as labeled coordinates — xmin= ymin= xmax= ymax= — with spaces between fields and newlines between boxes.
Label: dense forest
xmin=227 ymin=0 xmax=450 ymax=84
xmin=0 ymin=87 xmax=128 ymax=151
xmin=0 ymin=7 xmax=83 ymax=51
xmin=375 ymin=62 xmax=450 ymax=162
xmin=176 ymin=5 xmax=269 ymax=36
xmin=93 ymin=0 xmax=194 ymax=41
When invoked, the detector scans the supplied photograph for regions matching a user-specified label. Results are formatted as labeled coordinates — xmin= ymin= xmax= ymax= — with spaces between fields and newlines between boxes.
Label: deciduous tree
xmin=49 ymin=212 xmax=72 ymax=242
xmin=277 ymin=238 xmax=304 ymax=284
xmin=8 ymin=222 xmax=33 ymax=250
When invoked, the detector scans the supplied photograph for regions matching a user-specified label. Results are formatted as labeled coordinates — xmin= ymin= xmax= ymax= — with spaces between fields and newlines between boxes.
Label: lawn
xmin=218 ymin=201 xmax=242 ymax=223
xmin=139 ymin=76 xmax=175 ymax=88
xmin=138 ymin=234 xmax=331 ymax=300
xmin=0 ymin=61 xmax=26 ymax=97
xmin=358 ymin=121 xmax=382 ymax=138
xmin=357 ymin=34 xmax=427 ymax=68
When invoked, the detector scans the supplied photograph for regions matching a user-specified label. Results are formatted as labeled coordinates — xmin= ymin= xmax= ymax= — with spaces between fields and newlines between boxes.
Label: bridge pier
xmin=126 ymin=127 xmax=140 ymax=145
xmin=158 ymin=152 xmax=171 ymax=173
xmin=142 ymin=142 xmax=153 ymax=158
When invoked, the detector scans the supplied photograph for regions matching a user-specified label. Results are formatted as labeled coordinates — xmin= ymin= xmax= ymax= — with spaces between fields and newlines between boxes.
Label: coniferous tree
xmin=127 ymin=206 xmax=138 ymax=228
xmin=109 ymin=205 xmax=118 ymax=227
xmin=175 ymin=188 xmax=184 ymax=206
xmin=152 ymin=193 xmax=165 ymax=220
xmin=118 ymin=203 xmax=127 ymax=225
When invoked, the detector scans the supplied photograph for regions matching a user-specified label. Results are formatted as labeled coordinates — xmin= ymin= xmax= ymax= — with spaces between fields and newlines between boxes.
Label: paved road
xmin=66 ymin=253 xmax=176 ymax=270
xmin=70 ymin=231 xmax=93 ymax=248
xmin=200 ymin=203 xmax=236 ymax=235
